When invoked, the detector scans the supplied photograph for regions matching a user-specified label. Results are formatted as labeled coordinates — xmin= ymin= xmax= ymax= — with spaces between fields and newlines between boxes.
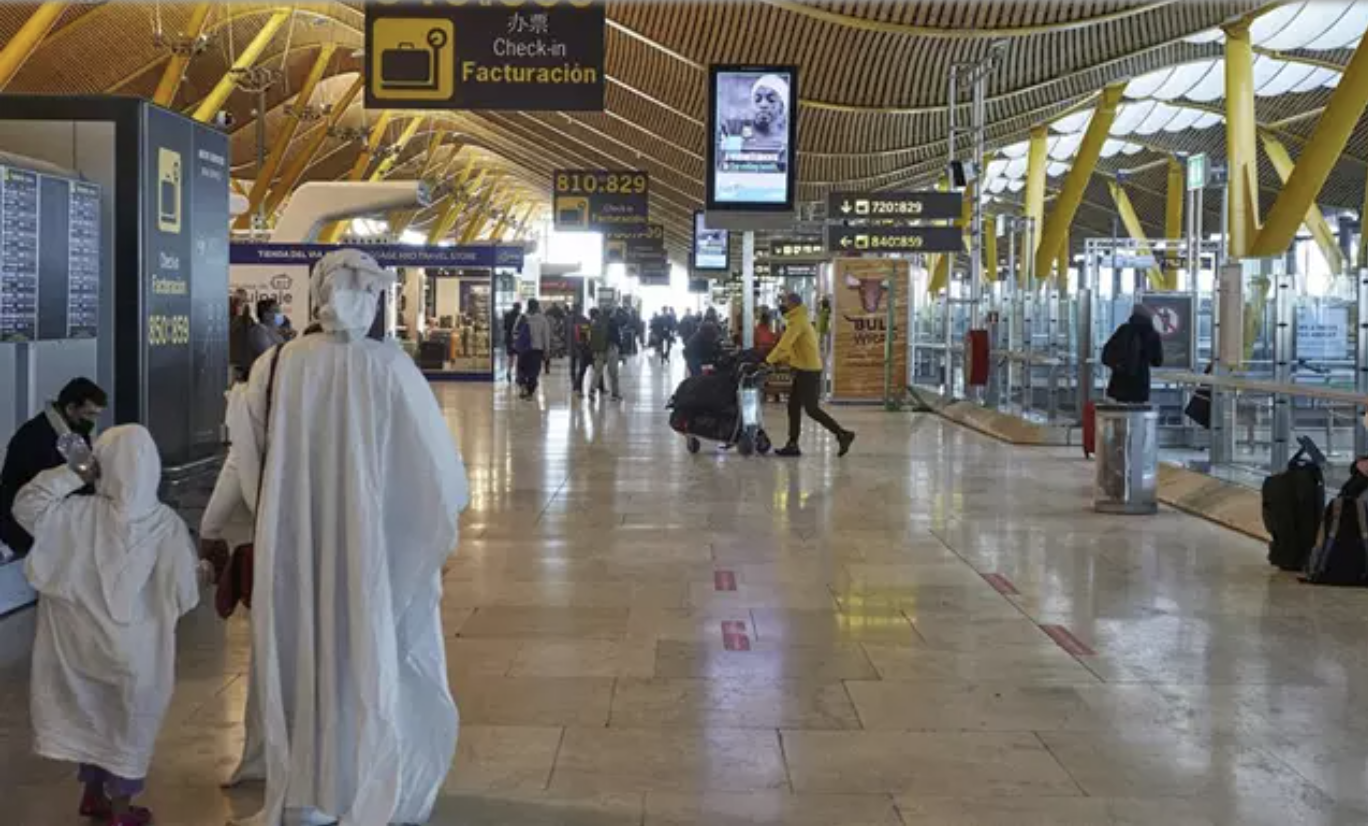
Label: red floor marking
xmin=982 ymin=573 xmax=1020 ymax=596
xmin=1039 ymin=624 xmax=1096 ymax=657
xmin=714 ymin=570 xmax=737 ymax=591
xmin=721 ymin=620 xmax=751 ymax=651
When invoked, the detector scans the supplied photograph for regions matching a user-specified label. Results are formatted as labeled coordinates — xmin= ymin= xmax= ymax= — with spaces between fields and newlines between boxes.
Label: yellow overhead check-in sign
xmin=366 ymin=1 xmax=605 ymax=111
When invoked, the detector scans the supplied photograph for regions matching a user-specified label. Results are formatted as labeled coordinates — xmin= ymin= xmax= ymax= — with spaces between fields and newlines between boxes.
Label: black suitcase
xmin=1262 ymin=451 xmax=1325 ymax=572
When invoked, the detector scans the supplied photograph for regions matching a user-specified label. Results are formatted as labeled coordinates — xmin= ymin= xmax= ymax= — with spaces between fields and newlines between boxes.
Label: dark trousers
xmin=573 ymin=348 xmax=593 ymax=392
xmin=518 ymin=350 xmax=544 ymax=393
xmin=788 ymin=369 xmax=843 ymax=445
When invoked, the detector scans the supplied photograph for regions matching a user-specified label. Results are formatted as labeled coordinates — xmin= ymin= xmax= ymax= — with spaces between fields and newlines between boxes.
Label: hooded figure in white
xmin=204 ymin=249 xmax=469 ymax=826
xmin=15 ymin=425 xmax=199 ymax=780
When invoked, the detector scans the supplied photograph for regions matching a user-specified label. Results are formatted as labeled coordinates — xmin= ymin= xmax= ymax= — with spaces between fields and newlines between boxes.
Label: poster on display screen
xmin=692 ymin=211 xmax=729 ymax=271
xmin=1295 ymin=305 xmax=1349 ymax=361
xmin=831 ymin=258 xmax=909 ymax=401
xmin=706 ymin=65 xmax=798 ymax=212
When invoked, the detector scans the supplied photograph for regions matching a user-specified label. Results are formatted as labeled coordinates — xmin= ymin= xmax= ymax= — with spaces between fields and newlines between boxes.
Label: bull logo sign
xmin=845 ymin=274 xmax=887 ymax=314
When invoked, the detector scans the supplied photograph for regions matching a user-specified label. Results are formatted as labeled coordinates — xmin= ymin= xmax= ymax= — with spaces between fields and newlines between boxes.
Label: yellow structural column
xmin=1056 ymin=231 xmax=1070 ymax=292
xmin=1035 ymin=84 xmax=1124 ymax=281
xmin=458 ymin=183 xmax=501 ymax=245
xmin=192 ymin=9 xmax=291 ymax=123
xmin=153 ymin=3 xmax=213 ymax=107
xmin=1260 ymin=133 xmax=1344 ymax=275
xmin=983 ymin=219 xmax=998 ymax=283
xmin=368 ymin=116 xmax=425 ymax=181
xmin=0 ymin=3 xmax=64 ymax=91
xmin=260 ymin=74 xmax=364 ymax=220
xmin=233 ymin=42 xmax=337 ymax=230
xmin=1225 ymin=18 xmax=1262 ymax=258
xmin=317 ymin=110 xmax=396 ymax=243
xmin=1164 ymin=157 xmax=1184 ymax=289
xmin=1251 ymin=31 xmax=1368 ymax=258
xmin=1108 ymin=180 xmax=1166 ymax=288
xmin=1023 ymin=125 xmax=1049 ymax=281
xmin=425 ymin=162 xmax=481 ymax=244
xmin=927 ymin=174 xmax=952 ymax=294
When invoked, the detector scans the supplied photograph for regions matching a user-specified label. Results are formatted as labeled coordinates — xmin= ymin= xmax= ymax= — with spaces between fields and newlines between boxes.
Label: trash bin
xmin=1093 ymin=403 xmax=1159 ymax=515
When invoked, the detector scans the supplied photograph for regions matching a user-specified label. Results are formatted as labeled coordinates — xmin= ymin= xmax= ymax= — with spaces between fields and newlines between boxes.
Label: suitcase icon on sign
xmin=380 ymin=27 xmax=449 ymax=91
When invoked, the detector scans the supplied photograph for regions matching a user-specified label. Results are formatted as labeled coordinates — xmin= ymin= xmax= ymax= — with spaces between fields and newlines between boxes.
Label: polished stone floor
xmin=4 ymin=354 xmax=1368 ymax=825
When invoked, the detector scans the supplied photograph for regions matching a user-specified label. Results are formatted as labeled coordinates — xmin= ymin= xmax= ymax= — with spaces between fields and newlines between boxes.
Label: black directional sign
xmin=827 ymin=191 xmax=962 ymax=222
xmin=826 ymin=225 xmax=962 ymax=254
xmin=768 ymin=238 xmax=825 ymax=258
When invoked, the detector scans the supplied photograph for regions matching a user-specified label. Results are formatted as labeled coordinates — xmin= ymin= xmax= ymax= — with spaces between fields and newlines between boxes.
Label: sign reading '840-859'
xmin=365 ymin=1 xmax=605 ymax=111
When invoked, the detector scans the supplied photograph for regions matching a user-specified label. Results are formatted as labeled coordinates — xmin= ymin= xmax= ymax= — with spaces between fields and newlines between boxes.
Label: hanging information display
xmin=604 ymin=222 xmax=663 ymax=265
xmin=827 ymin=191 xmax=962 ymax=222
xmin=775 ymin=262 xmax=819 ymax=279
xmin=707 ymin=64 xmax=798 ymax=211
xmin=768 ymin=238 xmax=824 ymax=258
xmin=365 ymin=1 xmax=605 ymax=111
xmin=826 ymin=224 xmax=962 ymax=254
xmin=552 ymin=169 xmax=648 ymax=232
xmin=0 ymin=165 xmax=103 ymax=342
xmin=832 ymin=258 xmax=909 ymax=401
xmin=692 ymin=211 xmax=729 ymax=271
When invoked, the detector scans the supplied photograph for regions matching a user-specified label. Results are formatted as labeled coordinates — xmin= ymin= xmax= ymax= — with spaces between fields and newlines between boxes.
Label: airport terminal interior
xmin=3 ymin=1 xmax=1368 ymax=824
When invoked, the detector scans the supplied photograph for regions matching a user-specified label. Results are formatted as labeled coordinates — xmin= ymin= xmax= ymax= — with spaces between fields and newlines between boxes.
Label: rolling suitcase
xmin=1262 ymin=442 xmax=1327 ymax=572
xmin=1082 ymin=401 xmax=1097 ymax=458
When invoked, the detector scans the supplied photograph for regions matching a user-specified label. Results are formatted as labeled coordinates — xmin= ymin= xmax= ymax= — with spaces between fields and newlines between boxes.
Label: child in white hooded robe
xmin=14 ymin=424 xmax=200 ymax=826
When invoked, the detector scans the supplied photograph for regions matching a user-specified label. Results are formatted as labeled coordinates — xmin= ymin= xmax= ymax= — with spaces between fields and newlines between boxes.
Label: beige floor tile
xmin=550 ymin=727 xmax=788 ymax=793
xmin=433 ymin=791 xmax=644 ymax=825
xmin=1035 ymin=731 xmax=1328 ymax=800
xmin=446 ymin=725 xmax=564 ymax=792
xmin=908 ymin=617 xmax=1060 ymax=650
xmin=458 ymin=606 xmax=631 ymax=640
xmin=782 ymin=730 xmax=1081 ymax=796
xmin=893 ymin=795 xmax=1366 ymax=826
xmin=861 ymin=642 xmax=1100 ymax=684
xmin=446 ymin=637 xmax=521 ymax=678
xmin=509 ymin=639 xmax=657 ymax=678
xmin=452 ymin=675 xmax=614 ymax=727
xmin=610 ymin=677 xmax=859 ymax=730
xmin=748 ymin=608 xmax=922 ymax=646
xmin=645 ymin=791 xmax=903 ymax=825
xmin=655 ymin=640 xmax=878 ymax=681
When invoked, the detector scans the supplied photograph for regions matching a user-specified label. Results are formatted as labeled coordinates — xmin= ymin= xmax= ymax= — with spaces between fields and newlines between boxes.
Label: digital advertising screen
xmin=692 ymin=211 xmax=729 ymax=271
xmin=706 ymin=65 xmax=797 ymax=212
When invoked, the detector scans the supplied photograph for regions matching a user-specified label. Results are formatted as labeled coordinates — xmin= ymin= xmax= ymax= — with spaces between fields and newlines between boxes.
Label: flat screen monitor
xmin=706 ymin=64 xmax=798 ymax=212
xmin=692 ymin=211 xmax=729 ymax=271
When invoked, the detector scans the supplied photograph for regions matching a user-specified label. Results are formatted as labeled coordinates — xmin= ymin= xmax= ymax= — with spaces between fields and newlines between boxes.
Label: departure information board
xmin=0 ymin=165 xmax=102 ymax=342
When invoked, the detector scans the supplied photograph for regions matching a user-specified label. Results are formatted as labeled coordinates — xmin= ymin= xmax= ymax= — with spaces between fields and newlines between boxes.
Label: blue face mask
xmin=272 ymin=313 xmax=285 ymax=327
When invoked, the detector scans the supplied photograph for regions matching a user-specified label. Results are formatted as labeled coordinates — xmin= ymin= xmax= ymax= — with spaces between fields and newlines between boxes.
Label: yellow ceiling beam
xmin=0 ymin=3 xmax=64 ymax=91
xmin=233 ymin=42 xmax=336 ymax=231
xmin=153 ymin=3 xmax=213 ymax=107
xmin=423 ymin=158 xmax=481 ymax=243
xmin=1108 ymin=180 xmax=1166 ymax=289
xmin=1023 ymin=125 xmax=1048 ymax=269
xmin=1260 ymin=133 xmax=1345 ymax=275
xmin=260 ymin=73 xmax=364 ymax=220
xmin=1164 ymin=156 xmax=1184 ymax=289
xmin=1251 ymin=31 xmax=1368 ymax=258
xmin=1224 ymin=18 xmax=1261 ymax=259
xmin=1035 ymin=84 xmax=1123 ymax=280
xmin=369 ymin=116 xmax=425 ymax=182
xmin=192 ymin=8 xmax=291 ymax=123
xmin=458 ymin=185 xmax=500 ymax=246
xmin=317 ymin=110 xmax=397 ymax=243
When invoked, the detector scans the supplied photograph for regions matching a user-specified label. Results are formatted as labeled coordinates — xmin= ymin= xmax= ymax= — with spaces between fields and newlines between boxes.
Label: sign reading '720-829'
xmin=827 ymin=191 xmax=962 ymax=222
xmin=552 ymin=170 xmax=649 ymax=232
xmin=365 ymin=1 xmax=605 ymax=111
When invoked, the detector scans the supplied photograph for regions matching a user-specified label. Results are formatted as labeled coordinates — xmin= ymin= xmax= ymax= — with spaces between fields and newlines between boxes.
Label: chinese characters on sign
xmin=366 ymin=1 xmax=606 ymax=111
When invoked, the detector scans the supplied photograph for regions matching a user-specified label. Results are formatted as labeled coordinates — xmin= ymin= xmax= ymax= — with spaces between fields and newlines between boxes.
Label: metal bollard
xmin=1093 ymin=404 xmax=1159 ymax=515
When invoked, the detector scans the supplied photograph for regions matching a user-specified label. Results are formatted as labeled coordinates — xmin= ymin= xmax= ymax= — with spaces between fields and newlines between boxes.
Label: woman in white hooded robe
xmin=15 ymin=424 xmax=199 ymax=825
xmin=203 ymin=249 xmax=469 ymax=826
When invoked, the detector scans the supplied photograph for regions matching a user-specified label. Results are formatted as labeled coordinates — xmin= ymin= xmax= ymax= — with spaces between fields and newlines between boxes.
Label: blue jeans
xmin=79 ymin=763 xmax=144 ymax=797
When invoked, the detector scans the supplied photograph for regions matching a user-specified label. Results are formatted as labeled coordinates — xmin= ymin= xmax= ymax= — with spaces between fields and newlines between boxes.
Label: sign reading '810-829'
xmin=552 ymin=170 xmax=649 ymax=232
xmin=365 ymin=1 xmax=605 ymax=111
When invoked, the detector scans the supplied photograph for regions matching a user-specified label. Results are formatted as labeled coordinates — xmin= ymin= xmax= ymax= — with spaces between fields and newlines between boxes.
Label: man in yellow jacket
xmin=766 ymin=293 xmax=855 ymax=457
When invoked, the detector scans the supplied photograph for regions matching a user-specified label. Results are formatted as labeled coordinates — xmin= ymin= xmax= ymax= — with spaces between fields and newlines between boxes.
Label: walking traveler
xmin=1102 ymin=305 xmax=1164 ymax=403
xmin=515 ymin=299 xmax=552 ymax=399
xmin=766 ymin=293 xmax=856 ymax=457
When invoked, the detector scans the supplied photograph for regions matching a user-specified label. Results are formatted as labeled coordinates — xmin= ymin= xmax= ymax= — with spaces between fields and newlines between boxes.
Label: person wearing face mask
xmin=244 ymin=298 xmax=286 ymax=376
xmin=0 ymin=377 xmax=107 ymax=559
xmin=200 ymin=249 xmax=468 ymax=826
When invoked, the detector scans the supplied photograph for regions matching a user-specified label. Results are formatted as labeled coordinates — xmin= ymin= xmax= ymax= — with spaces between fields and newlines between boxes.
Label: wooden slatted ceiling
xmin=5 ymin=0 xmax=1366 ymax=261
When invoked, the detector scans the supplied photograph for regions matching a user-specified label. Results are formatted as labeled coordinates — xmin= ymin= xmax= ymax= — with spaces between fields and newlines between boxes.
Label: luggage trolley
xmin=671 ymin=362 xmax=773 ymax=456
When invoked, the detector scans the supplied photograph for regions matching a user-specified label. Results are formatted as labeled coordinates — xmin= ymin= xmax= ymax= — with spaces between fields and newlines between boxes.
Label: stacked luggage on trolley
xmin=668 ymin=350 xmax=772 ymax=456
xmin=1262 ymin=436 xmax=1368 ymax=585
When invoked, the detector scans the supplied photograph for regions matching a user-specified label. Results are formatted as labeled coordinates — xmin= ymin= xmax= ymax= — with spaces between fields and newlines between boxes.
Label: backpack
xmin=1304 ymin=493 xmax=1368 ymax=586
xmin=1102 ymin=324 xmax=1143 ymax=375
xmin=514 ymin=317 xmax=531 ymax=353
xmin=1261 ymin=456 xmax=1325 ymax=571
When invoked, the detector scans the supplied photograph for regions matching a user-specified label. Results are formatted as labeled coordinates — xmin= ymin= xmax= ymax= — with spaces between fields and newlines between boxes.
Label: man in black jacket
xmin=1102 ymin=305 xmax=1164 ymax=403
xmin=0 ymin=378 xmax=106 ymax=557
